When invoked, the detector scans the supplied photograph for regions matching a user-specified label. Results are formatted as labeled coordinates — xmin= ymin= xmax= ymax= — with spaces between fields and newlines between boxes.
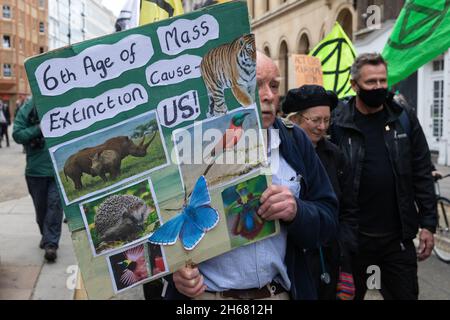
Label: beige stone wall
xmin=248 ymin=0 xmax=356 ymax=95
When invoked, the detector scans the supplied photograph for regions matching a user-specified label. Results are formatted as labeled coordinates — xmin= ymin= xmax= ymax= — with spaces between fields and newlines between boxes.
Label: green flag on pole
xmin=310 ymin=22 xmax=356 ymax=98
xmin=382 ymin=0 xmax=450 ymax=86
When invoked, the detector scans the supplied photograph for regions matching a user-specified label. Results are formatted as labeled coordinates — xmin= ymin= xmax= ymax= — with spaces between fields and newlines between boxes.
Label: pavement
xmin=0 ymin=137 xmax=81 ymax=300
xmin=0 ymin=135 xmax=144 ymax=300
xmin=1 ymin=132 xmax=450 ymax=300
xmin=0 ymin=195 xmax=77 ymax=299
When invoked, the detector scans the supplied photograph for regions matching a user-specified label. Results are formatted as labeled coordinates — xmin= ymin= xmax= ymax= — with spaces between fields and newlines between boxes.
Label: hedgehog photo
xmin=95 ymin=194 xmax=151 ymax=243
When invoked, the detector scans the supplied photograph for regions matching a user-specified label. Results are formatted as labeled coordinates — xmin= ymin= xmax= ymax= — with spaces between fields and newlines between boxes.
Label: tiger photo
xmin=200 ymin=33 xmax=256 ymax=118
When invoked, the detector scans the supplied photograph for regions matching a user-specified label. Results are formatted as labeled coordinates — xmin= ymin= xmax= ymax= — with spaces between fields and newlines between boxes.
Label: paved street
xmin=0 ymin=134 xmax=144 ymax=300
xmin=1 ymin=133 xmax=450 ymax=300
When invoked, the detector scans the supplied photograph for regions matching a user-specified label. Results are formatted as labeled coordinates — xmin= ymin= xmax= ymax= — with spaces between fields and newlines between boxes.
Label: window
xmin=3 ymin=35 xmax=11 ymax=48
xmin=39 ymin=22 xmax=45 ymax=33
xmin=264 ymin=46 xmax=271 ymax=57
xmin=39 ymin=0 xmax=45 ymax=8
xmin=279 ymin=41 xmax=289 ymax=95
xmin=39 ymin=47 xmax=44 ymax=54
xmin=266 ymin=0 xmax=270 ymax=11
xmin=433 ymin=57 xmax=444 ymax=72
xmin=337 ymin=9 xmax=353 ymax=39
xmin=2 ymin=5 xmax=11 ymax=18
xmin=250 ymin=0 xmax=255 ymax=18
xmin=432 ymin=80 xmax=444 ymax=138
xmin=298 ymin=33 xmax=310 ymax=54
xmin=3 ymin=64 xmax=12 ymax=77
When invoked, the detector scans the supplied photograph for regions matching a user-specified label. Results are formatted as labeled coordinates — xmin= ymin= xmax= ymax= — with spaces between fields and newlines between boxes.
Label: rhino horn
xmin=144 ymin=132 xmax=157 ymax=149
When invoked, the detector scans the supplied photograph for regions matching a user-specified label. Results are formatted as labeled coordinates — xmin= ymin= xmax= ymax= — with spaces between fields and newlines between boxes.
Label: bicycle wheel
xmin=433 ymin=196 xmax=450 ymax=263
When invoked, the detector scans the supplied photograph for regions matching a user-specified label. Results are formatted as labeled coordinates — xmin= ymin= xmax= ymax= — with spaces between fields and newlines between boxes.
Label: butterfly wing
xmin=192 ymin=205 xmax=219 ymax=231
xmin=148 ymin=213 xmax=185 ymax=246
xmin=177 ymin=176 xmax=219 ymax=250
xmin=180 ymin=216 xmax=206 ymax=251
xmin=188 ymin=176 xmax=211 ymax=208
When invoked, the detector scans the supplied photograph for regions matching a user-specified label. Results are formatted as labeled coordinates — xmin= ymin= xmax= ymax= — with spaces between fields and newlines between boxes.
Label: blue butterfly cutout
xmin=148 ymin=175 xmax=219 ymax=251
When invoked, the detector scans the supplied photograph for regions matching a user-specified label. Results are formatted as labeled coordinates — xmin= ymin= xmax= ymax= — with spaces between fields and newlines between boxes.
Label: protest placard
xmin=25 ymin=1 xmax=277 ymax=299
xmin=293 ymin=54 xmax=324 ymax=87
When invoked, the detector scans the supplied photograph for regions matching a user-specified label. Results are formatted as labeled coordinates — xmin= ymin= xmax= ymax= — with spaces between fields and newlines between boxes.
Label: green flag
xmin=383 ymin=0 xmax=450 ymax=85
xmin=310 ymin=22 xmax=356 ymax=98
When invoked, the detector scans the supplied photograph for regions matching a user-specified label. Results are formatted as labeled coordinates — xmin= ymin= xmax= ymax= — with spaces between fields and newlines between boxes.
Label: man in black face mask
xmin=330 ymin=53 xmax=436 ymax=300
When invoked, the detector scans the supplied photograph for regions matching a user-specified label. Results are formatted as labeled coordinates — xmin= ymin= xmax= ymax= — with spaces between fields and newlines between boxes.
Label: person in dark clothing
xmin=0 ymin=100 xmax=11 ymax=148
xmin=330 ymin=53 xmax=437 ymax=300
xmin=12 ymin=97 xmax=64 ymax=262
xmin=283 ymin=84 xmax=358 ymax=300
xmin=165 ymin=52 xmax=338 ymax=300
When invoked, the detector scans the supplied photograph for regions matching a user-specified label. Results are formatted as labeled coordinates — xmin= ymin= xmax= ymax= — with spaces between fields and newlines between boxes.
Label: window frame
xmin=3 ymin=64 xmax=12 ymax=77
xmin=2 ymin=35 xmax=11 ymax=49
xmin=432 ymin=79 xmax=444 ymax=138
xmin=2 ymin=5 xmax=11 ymax=19
xmin=39 ymin=21 xmax=45 ymax=33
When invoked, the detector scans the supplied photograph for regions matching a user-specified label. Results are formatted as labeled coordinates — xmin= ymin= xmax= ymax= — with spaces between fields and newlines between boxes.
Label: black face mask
xmin=356 ymin=85 xmax=388 ymax=109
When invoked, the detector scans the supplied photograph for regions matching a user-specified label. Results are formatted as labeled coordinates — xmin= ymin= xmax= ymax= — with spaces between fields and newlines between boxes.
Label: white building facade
xmin=84 ymin=0 xmax=117 ymax=39
xmin=48 ymin=0 xmax=116 ymax=50
xmin=418 ymin=52 xmax=450 ymax=165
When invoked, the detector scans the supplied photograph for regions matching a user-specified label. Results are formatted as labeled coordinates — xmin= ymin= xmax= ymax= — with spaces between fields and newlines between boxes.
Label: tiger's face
xmin=239 ymin=34 xmax=256 ymax=65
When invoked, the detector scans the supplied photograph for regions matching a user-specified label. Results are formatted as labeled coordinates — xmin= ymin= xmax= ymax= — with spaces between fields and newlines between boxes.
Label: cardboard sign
xmin=25 ymin=1 xmax=278 ymax=299
xmin=293 ymin=54 xmax=323 ymax=87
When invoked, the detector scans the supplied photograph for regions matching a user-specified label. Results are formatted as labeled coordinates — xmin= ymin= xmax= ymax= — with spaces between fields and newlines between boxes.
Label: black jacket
xmin=330 ymin=96 xmax=437 ymax=240
xmin=164 ymin=118 xmax=339 ymax=300
xmin=274 ymin=118 xmax=338 ymax=300
xmin=1 ymin=103 xmax=10 ymax=126
xmin=316 ymin=138 xmax=358 ymax=255
xmin=304 ymin=138 xmax=358 ymax=299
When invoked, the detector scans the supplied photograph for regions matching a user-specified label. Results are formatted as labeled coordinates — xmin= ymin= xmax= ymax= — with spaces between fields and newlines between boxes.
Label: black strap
xmin=398 ymin=109 xmax=411 ymax=138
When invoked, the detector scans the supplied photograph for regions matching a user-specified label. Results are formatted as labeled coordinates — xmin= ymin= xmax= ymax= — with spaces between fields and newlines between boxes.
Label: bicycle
xmin=433 ymin=173 xmax=450 ymax=263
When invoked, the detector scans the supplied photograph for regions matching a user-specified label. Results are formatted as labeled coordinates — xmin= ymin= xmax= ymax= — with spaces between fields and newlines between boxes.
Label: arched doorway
xmin=264 ymin=45 xmax=271 ymax=58
xmin=337 ymin=8 xmax=353 ymax=39
xmin=279 ymin=41 xmax=289 ymax=96
xmin=298 ymin=33 xmax=310 ymax=54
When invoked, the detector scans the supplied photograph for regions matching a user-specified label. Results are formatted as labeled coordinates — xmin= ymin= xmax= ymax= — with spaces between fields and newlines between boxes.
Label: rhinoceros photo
xmin=52 ymin=112 xmax=168 ymax=203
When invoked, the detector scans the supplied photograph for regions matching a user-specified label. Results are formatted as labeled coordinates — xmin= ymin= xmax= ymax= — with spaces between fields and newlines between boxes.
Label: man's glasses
xmin=300 ymin=114 xmax=330 ymax=126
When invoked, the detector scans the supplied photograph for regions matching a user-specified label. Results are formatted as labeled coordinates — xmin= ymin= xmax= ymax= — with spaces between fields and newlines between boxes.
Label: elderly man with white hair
xmin=164 ymin=52 xmax=338 ymax=300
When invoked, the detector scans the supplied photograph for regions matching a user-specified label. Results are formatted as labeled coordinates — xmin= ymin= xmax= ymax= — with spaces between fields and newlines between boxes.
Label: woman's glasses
xmin=300 ymin=114 xmax=330 ymax=126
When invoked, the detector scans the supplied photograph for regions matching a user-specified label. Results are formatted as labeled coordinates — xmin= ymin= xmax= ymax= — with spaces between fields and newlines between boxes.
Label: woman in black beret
xmin=282 ymin=85 xmax=358 ymax=300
